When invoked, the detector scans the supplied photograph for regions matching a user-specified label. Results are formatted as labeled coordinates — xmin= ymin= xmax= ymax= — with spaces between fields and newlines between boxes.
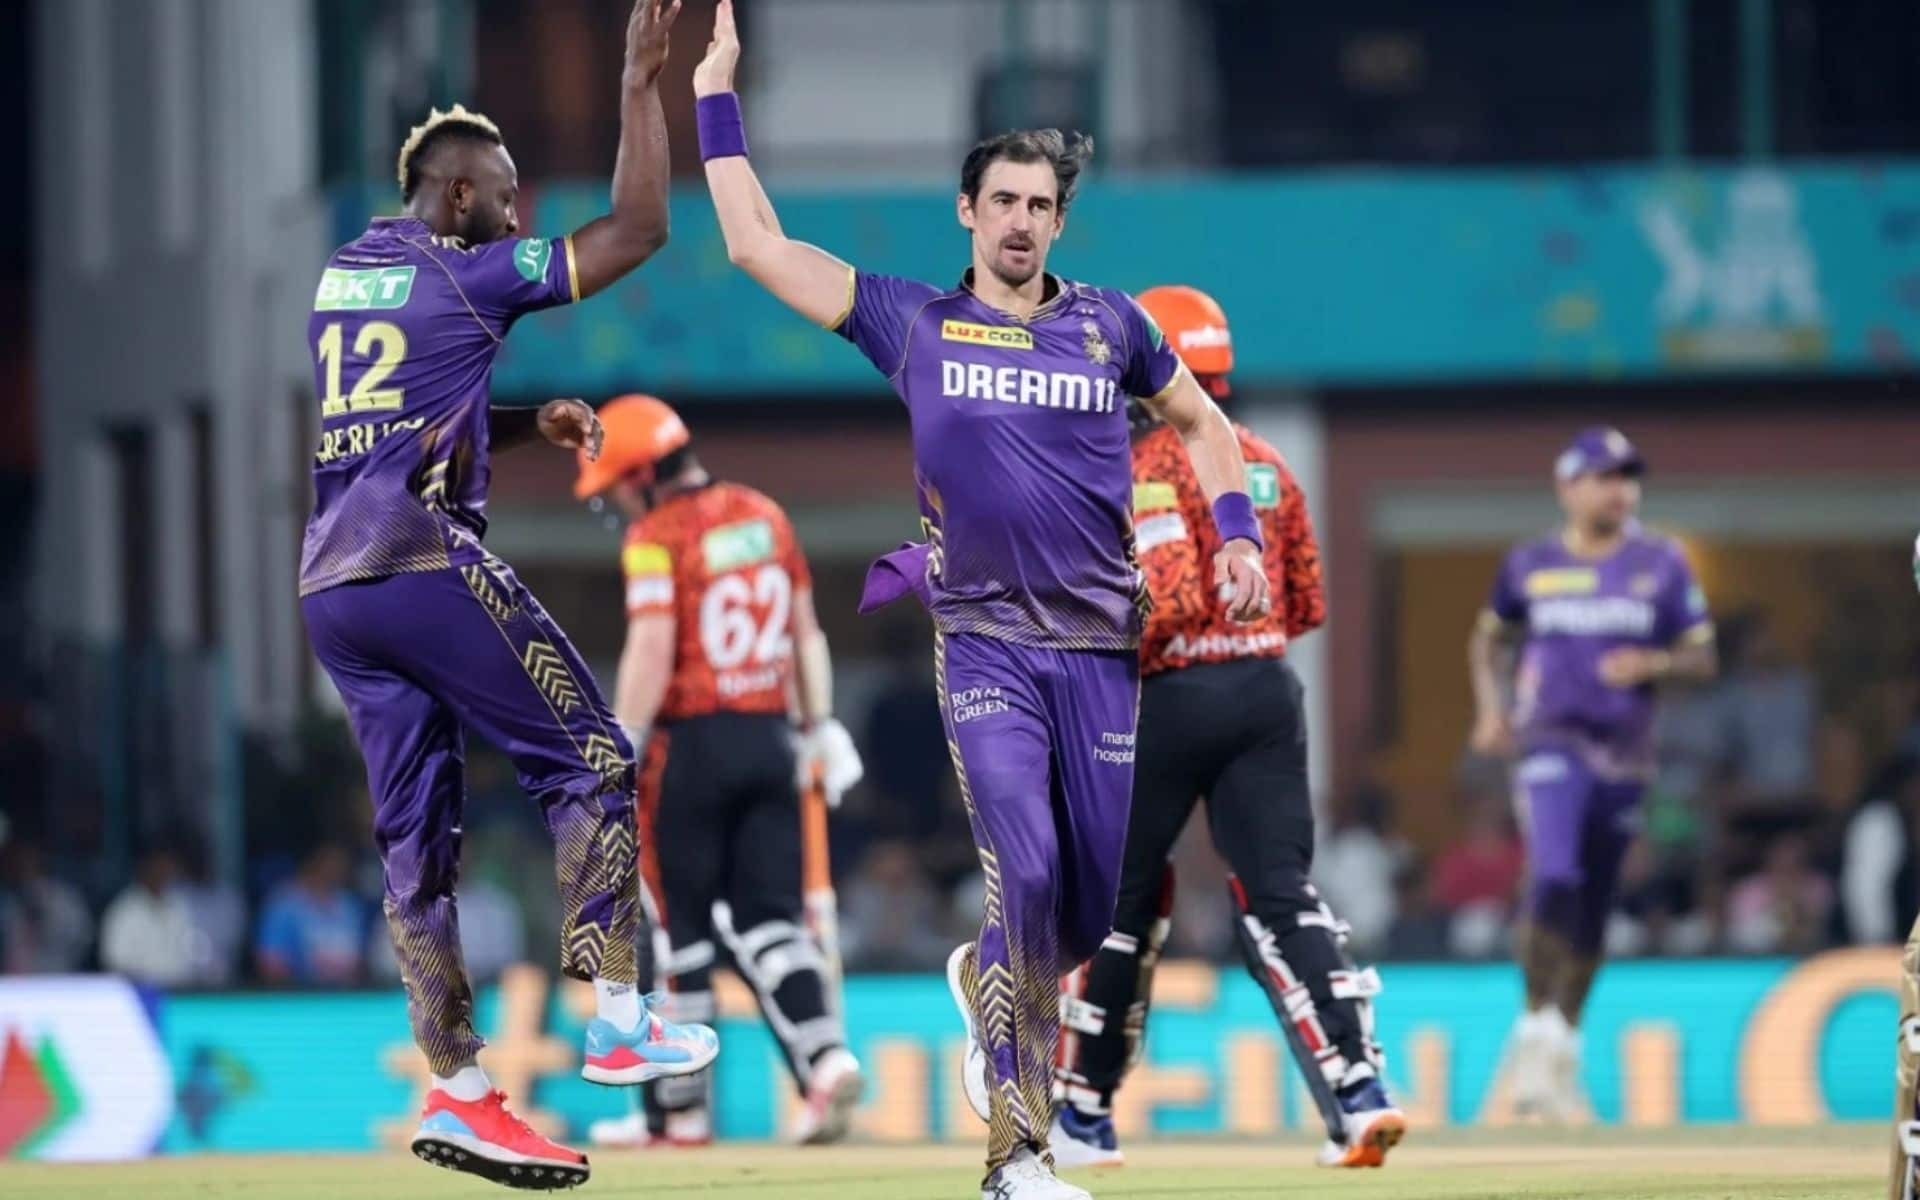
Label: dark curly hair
xmin=959 ymin=129 xmax=1095 ymax=215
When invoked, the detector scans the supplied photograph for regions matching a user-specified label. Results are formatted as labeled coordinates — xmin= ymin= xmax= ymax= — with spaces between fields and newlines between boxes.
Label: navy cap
xmin=1554 ymin=426 xmax=1645 ymax=482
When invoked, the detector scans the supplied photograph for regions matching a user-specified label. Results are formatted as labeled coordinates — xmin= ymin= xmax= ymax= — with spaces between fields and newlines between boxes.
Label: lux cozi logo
xmin=940 ymin=320 xmax=1033 ymax=349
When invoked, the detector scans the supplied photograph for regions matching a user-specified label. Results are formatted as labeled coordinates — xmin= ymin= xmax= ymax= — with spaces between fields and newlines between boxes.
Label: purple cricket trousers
xmin=303 ymin=559 xmax=638 ymax=1075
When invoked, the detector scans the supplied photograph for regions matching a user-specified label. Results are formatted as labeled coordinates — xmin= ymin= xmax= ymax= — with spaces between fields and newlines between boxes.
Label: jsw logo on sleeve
xmin=940 ymin=361 xmax=1119 ymax=413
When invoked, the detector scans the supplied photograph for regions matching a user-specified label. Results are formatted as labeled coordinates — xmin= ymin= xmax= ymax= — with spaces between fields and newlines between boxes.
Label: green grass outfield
xmin=5 ymin=1125 xmax=1887 ymax=1200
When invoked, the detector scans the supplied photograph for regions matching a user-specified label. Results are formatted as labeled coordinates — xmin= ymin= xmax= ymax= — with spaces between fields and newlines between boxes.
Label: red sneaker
xmin=411 ymin=1089 xmax=590 ymax=1191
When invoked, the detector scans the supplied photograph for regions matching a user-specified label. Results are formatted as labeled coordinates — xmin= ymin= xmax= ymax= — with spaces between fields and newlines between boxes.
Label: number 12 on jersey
xmin=317 ymin=320 xmax=408 ymax=417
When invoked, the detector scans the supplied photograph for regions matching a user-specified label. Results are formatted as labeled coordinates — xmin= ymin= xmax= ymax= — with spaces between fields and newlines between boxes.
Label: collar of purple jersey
xmin=958 ymin=269 xmax=1072 ymax=320
xmin=370 ymin=214 xmax=432 ymax=235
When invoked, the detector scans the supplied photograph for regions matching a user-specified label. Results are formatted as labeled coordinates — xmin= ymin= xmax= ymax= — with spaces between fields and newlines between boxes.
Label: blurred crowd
xmin=2 ymin=606 xmax=1916 ymax=990
xmin=1313 ymin=607 xmax=1920 ymax=965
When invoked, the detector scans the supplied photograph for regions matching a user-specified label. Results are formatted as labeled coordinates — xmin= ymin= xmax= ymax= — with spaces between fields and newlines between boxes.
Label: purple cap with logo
xmin=1554 ymin=426 xmax=1646 ymax=482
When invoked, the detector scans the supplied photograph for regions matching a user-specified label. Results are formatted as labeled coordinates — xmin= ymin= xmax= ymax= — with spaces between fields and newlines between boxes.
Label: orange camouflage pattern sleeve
xmin=1130 ymin=424 xmax=1322 ymax=677
xmin=1240 ymin=428 xmax=1325 ymax=639
xmin=1130 ymin=426 xmax=1210 ymax=676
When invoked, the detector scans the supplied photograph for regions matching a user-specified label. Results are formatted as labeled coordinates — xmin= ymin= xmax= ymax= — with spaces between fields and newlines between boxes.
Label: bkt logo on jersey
xmin=314 ymin=266 xmax=415 ymax=311
xmin=940 ymin=361 xmax=1120 ymax=413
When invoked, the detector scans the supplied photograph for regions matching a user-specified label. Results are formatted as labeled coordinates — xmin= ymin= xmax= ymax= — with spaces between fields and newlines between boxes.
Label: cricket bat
xmin=801 ymin=763 xmax=844 ymax=1017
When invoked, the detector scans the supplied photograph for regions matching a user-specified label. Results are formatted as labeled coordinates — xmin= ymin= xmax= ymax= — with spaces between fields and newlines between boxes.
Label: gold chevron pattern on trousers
xmin=552 ymin=800 xmax=640 ymax=984
xmin=522 ymin=639 xmax=584 ymax=715
xmin=457 ymin=561 xmax=641 ymax=986
xmin=385 ymin=892 xmax=483 ymax=1076
xmin=936 ymin=633 xmax=1060 ymax=1173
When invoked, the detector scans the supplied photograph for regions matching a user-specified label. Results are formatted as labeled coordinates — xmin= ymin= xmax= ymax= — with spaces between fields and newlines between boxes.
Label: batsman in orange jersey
xmin=1050 ymin=287 xmax=1406 ymax=1170
xmin=572 ymin=395 xmax=866 ymax=1149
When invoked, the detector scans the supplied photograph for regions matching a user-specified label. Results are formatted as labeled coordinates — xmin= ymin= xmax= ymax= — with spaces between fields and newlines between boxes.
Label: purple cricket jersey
xmin=1489 ymin=524 xmax=1712 ymax=775
xmin=837 ymin=269 xmax=1182 ymax=650
xmin=298 ymin=216 xmax=580 ymax=596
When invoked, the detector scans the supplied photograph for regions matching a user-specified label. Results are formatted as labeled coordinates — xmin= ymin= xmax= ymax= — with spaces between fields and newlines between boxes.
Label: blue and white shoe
xmin=1315 ymin=1075 xmax=1407 ymax=1168
xmin=1049 ymin=1106 xmax=1124 ymax=1168
xmin=580 ymin=998 xmax=719 ymax=1087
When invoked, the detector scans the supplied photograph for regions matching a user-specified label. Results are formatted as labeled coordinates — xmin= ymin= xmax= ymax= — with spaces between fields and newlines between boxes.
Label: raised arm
xmin=567 ymin=0 xmax=682 ymax=299
xmin=693 ymin=0 xmax=857 ymax=327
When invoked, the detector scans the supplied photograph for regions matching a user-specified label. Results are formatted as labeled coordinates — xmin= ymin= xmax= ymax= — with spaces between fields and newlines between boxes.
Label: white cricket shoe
xmin=1314 ymin=1073 xmax=1407 ymax=1167
xmin=789 ymin=1047 xmax=866 ymax=1145
xmin=1509 ymin=1006 xmax=1571 ymax=1121
xmin=948 ymin=944 xmax=991 ymax=1123
xmin=1547 ymin=1023 xmax=1588 ymax=1121
xmin=587 ymin=1110 xmax=648 ymax=1148
xmin=982 ymin=1145 xmax=1092 ymax=1200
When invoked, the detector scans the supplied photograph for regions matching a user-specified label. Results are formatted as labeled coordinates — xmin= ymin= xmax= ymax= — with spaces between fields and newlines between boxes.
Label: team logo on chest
xmin=1081 ymin=319 xmax=1112 ymax=366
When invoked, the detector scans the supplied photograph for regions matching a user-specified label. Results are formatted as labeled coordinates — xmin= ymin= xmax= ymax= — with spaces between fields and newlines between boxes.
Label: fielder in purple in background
xmin=692 ymin=5 xmax=1268 ymax=1196
xmin=1467 ymin=426 xmax=1717 ymax=1123
xmin=297 ymin=2 xmax=718 ymax=1190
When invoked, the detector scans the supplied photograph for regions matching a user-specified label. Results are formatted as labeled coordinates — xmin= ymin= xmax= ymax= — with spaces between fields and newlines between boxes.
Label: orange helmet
xmin=572 ymin=393 xmax=691 ymax=499
xmin=1136 ymin=285 xmax=1233 ymax=396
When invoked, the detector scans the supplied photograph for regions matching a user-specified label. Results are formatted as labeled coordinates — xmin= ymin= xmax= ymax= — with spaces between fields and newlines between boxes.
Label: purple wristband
xmin=696 ymin=92 xmax=748 ymax=161
xmin=1213 ymin=492 xmax=1264 ymax=550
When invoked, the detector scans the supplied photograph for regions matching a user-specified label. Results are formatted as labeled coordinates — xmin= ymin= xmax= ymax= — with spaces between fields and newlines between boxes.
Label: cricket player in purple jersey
xmin=297 ymin=2 xmax=718 ymax=1189
xmin=691 ymin=6 xmax=1267 ymax=1196
xmin=1468 ymin=427 xmax=1716 ymax=1122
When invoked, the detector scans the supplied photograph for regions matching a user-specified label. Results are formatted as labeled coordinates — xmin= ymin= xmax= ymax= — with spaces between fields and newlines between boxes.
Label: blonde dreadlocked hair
xmin=395 ymin=104 xmax=503 ymax=201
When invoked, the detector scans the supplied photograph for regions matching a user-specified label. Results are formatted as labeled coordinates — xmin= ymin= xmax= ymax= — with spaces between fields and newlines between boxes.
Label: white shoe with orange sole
xmin=790 ymin=1047 xmax=866 ymax=1145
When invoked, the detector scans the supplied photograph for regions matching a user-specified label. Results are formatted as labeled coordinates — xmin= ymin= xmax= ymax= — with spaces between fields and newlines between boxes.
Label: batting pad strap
xmin=1060 ymin=995 xmax=1108 ymax=1037
xmin=1312 ymin=1045 xmax=1351 ymax=1085
xmin=1329 ymin=966 xmax=1383 ymax=1000
xmin=1901 ymin=1120 xmax=1920 ymax=1155
xmin=664 ymin=939 xmax=716 ymax=975
xmin=735 ymin=919 xmax=807 ymax=958
xmin=1054 ymin=1077 xmax=1110 ymax=1115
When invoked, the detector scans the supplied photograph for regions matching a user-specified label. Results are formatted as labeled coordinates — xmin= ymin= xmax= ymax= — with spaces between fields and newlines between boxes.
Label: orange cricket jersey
xmin=621 ymin=481 xmax=812 ymax=720
xmin=1131 ymin=423 xmax=1326 ymax=678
